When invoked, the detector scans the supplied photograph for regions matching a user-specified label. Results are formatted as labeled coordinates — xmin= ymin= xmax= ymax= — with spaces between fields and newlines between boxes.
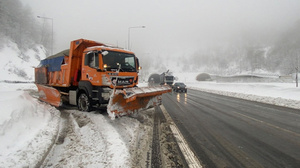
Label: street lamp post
xmin=37 ymin=16 xmax=53 ymax=55
xmin=128 ymin=26 xmax=146 ymax=50
xmin=296 ymin=51 xmax=299 ymax=87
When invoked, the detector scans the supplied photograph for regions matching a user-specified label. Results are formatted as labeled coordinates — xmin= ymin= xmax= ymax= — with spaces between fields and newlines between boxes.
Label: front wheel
xmin=77 ymin=92 xmax=91 ymax=112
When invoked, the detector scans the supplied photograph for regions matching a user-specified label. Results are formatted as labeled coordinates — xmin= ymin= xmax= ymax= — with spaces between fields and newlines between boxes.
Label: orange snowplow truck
xmin=35 ymin=39 xmax=171 ymax=117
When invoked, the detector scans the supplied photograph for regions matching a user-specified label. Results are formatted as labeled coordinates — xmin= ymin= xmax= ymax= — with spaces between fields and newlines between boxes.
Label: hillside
xmin=0 ymin=39 xmax=46 ymax=81
xmin=0 ymin=0 xmax=48 ymax=81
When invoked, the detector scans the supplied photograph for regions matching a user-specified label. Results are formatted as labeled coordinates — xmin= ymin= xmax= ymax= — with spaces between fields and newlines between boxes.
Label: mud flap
xmin=35 ymin=84 xmax=62 ymax=107
xmin=107 ymin=85 xmax=171 ymax=118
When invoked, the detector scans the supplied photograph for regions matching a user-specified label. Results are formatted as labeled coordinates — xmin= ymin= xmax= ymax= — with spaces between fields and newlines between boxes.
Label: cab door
xmin=81 ymin=51 xmax=102 ymax=85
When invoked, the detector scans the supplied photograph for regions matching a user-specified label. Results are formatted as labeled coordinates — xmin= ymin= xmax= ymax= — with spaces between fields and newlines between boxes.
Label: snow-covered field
xmin=1 ymin=79 xmax=300 ymax=167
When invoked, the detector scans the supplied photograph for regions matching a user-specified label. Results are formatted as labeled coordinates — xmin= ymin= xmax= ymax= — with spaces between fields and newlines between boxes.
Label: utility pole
xmin=37 ymin=16 xmax=53 ymax=55
xmin=296 ymin=51 xmax=299 ymax=87
xmin=296 ymin=67 xmax=298 ymax=87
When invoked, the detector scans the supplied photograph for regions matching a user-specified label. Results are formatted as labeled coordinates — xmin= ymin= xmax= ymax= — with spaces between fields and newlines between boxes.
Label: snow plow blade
xmin=108 ymin=85 xmax=171 ymax=118
xmin=35 ymin=84 xmax=62 ymax=107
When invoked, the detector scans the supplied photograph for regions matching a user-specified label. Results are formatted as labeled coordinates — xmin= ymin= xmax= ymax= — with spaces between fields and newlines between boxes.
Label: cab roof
xmin=86 ymin=46 xmax=135 ymax=55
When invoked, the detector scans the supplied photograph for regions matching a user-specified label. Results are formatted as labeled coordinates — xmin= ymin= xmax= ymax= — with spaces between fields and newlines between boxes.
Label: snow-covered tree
xmin=0 ymin=0 xmax=50 ymax=52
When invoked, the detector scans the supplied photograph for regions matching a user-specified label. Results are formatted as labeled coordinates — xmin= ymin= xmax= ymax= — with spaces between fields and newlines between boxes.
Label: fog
xmin=22 ymin=0 xmax=300 ymax=59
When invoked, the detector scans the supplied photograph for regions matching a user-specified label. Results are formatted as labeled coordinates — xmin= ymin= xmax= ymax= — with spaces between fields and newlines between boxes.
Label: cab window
xmin=85 ymin=52 xmax=99 ymax=69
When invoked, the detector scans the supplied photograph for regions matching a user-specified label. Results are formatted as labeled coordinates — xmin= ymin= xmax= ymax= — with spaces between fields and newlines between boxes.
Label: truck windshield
xmin=102 ymin=51 xmax=136 ymax=72
xmin=166 ymin=76 xmax=174 ymax=80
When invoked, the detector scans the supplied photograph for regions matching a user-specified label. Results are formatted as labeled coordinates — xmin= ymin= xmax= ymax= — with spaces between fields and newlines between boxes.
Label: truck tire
xmin=78 ymin=92 xmax=91 ymax=112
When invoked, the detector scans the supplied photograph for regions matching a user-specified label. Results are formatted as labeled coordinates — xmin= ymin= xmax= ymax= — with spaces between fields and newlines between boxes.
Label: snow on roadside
xmin=46 ymin=111 xmax=131 ymax=167
xmin=0 ymin=83 xmax=60 ymax=167
xmin=0 ymin=82 xmax=153 ymax=167
xmin=187 ymin=82 xmax=300 ymax=110
xmin=43 ymin=110 xmax=152 ymax=167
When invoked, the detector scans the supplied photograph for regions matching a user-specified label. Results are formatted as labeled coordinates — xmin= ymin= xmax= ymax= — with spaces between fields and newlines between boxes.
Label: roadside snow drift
xmin=0 ymin=83 xmax=60 ymax=167
xmin=42 ymin=111 xmax=138 ymax=167
xmin=187 ymin=82 xmax=300 ymax=110
xmin=0 ymin=83 xmax=152 ymax=167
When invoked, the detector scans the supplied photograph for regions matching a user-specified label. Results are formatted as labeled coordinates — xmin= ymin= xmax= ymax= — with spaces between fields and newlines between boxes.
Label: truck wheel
xmin=78 ymin=93 xmax=91 ymax=112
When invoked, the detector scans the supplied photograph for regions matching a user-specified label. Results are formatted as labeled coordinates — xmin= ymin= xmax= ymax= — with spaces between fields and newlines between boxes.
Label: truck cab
xmin=81 ymin=46 xmax=139 ymax=88
xmin=75 ymin=46 xmax=141 ymax=111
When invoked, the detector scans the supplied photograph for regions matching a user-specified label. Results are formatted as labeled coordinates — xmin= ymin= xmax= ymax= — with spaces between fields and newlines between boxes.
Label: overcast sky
xmin=22 ymin=0 xmax=300 ymax=57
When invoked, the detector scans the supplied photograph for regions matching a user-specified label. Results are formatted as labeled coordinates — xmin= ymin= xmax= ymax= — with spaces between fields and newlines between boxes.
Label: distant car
xmin=173 ymin=82 xmax=187 ymax=92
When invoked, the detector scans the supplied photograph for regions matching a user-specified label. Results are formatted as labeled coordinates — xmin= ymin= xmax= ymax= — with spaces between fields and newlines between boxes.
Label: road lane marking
xmin=232 ymin=111 xmax=300 ymax=138
xmin=160 ymin=105 xmax=202 ymax=168
xmin=188 ymin=91 xmax=300 ymax=138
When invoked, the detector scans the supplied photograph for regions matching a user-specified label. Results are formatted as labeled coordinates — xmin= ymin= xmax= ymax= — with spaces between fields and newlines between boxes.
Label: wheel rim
xmin=78 ymin=93 xmax=89 ymax=111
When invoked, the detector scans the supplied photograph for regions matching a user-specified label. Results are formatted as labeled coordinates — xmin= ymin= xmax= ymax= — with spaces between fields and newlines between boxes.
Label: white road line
xmin=160 ymin=105 xmax=202 ymax=168
xmin=233 ymin=111 xmax=300 ymax=138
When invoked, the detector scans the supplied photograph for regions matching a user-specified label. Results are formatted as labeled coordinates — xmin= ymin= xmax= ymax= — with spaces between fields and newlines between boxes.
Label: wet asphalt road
xmin=162 ymin=89 xmax=300 ymax=168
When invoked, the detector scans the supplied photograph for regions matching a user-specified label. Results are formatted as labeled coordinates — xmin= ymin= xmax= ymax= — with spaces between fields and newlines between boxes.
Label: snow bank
xmin=0 ymin=82 xmax=153 ymax=167
xmin=43 ymin=112 xmax=130 ymax=167
xmin=43 ymin=110 xmax=151 ymax=167
xmin=187 ymin=82 xmax=300 ymax=110
xmin=0 ymin=83 xmax=60 ymax=167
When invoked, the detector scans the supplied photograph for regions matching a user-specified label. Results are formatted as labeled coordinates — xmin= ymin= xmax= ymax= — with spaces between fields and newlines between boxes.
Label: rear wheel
xmin=78 ymin=92 xmax=91 ymax=112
